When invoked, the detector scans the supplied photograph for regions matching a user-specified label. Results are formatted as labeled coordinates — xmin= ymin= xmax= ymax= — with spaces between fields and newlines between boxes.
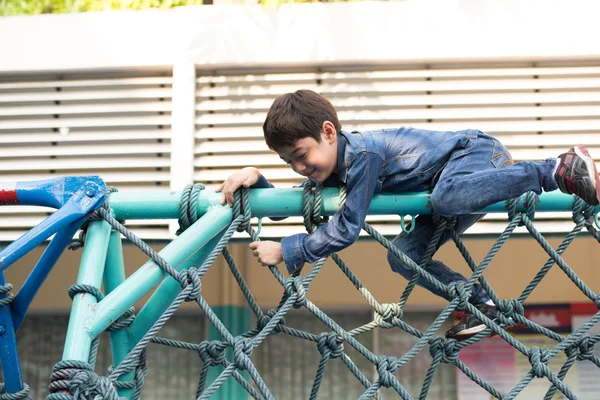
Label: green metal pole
xmin=87 ymin=206 xmax=232 ymax=337
xmin=103 ymin=229 xmax=136 ymax=399
xmin=208 ymin=306 xmax=250 ymax=400
xmin=62 ymin=220 xmax=111 ymax=361
xmin=128 ymin=230 xmax=227 ymax=346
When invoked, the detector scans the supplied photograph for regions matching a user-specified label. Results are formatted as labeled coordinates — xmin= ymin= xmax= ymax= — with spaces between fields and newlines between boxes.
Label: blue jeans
xmin=387 ymin=133 xmax=558 ymax=304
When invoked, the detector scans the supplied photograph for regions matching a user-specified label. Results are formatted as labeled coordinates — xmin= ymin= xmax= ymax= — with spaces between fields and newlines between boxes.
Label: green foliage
xmin=0 ymin=0 xmax=205 ymax=16
xmin=0 ymin=0 xmax=354 ymax=16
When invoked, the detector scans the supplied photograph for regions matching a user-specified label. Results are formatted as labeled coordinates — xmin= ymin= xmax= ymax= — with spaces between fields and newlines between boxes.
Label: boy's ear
xmin=322 ymin=121 xmax=337 ymax=144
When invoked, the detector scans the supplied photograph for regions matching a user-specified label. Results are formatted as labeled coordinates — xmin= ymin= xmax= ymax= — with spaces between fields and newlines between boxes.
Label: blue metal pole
xmin=11 ymin=219 xmax=84 ymax=330
xmin=88 ymin=206 xmax=232 ymax=337
xmin=0 ymin=273 xmax=23 ymax=394
xmin=109 ymin=189 xmax=595 ymax=220
xmin=62 ymin=220 xmax=112 ymax=362
xmin=103 ymin=229 xmax=136 ymax=400
xmin=0 ymin=202 xmax=90 ymax=272
xmin=129 ymin=230 xmax=227 ymax=346
xmin=0 ymin=177 xmax=105 ymax=272
xmin=13 ymin=176 xmax=106 ymax=208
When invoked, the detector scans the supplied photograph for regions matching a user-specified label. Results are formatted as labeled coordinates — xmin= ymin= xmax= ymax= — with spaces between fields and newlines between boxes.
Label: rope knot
xmin=107 ymin=348 xmax=147 ymax=394
xmin=571 ymin=197 xmax=594 ymax=225
xmin=177 ymin=183 xmax=205 ymax=235
xmin=284 ymin=277 xmax=306 ymax=308
xmin=48 ymin=360 xmax=92 ymax=395
xmin=0 ymin=383 xmax=30 ymax=400
xmin=429 ymin=337 xmax=460 ymax=364
xmin=507 ymin=197 xmax=519 ymax=222
xmin=257 ymin=309 xmax=286 ymax=333
xmin=528 ymin=346 xmax=551 ymax=378
xmin=233 ymin=338 xmax=254 ymax=370
xmin=375 ymin=355 xmax=397 ymax=388
xmin=496 ymin=299 xmax=523 ymax=325
xmin=316 ymin=332 xmax=344 ymax=358
xmin=198 ymin=341 xmax=226 ymax=367
xmin=447 ymin=281 xmax=471 ymax=311
xmin=444 ymin=216 xmax=457 ymax=230
xmin=108 ymin=307 xmax=136 ymax=331
xmin=233 ymin=189 xmax=251 ymax=232
xmin=178 ymin=268 xmax=202 ymax=301
xmin=68 ymin=284 xmax=104 ymax=302
xmin=302 ymin=182 xmax=326 ymax=233
xmin=0 ymin=283 xmax=14 ymax=307
xmin=69 ymin=229 xmax=89 ymax=251
xmin=507 ymin=192 xmax=538 ymax=225
xmin=68 ymin=209 xmax=104 ymax=251
xmin=524 ymin=192 xmax=538 ymax=220
xmin=70 ymin=370 xmax=121 ymax=400
xmin=566 ymin=336 xmax=597 ymax=361
xmin=374 ymin=303 xmax=403 ymax=329
xmin=69 ymin=187 xmax=120 ymax=250
xmin=575 ymin=196 xmax=597 ymax=226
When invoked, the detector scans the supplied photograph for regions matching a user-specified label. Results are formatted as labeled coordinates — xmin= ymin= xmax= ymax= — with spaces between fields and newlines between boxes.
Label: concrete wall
xmin=2 ymin=0 xmax=600 ymax=73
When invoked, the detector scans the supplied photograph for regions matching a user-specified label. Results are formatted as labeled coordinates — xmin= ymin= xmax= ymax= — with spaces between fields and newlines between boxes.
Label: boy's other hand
xmin=249 ymin=241 xmax=283 ymax=267
xmin=216 ymin=167 xmax=261 ymax=206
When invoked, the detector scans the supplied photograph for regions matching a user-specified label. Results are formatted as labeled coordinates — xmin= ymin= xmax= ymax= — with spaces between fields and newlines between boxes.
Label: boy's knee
xmin=386 ymin=248 xmax=397 ymax=267
xmin=387 ymin=244 xmax=414 ymax=279
xmin=430 ymin=186 xmax=462 ymax=216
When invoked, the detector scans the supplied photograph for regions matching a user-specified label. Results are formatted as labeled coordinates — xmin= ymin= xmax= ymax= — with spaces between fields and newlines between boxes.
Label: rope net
xmin=44 ymin=183 xmax=600 ymax=400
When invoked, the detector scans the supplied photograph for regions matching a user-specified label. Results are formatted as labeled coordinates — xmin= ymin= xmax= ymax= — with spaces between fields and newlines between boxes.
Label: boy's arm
xmin=280 ymin=150 xmax=384 ymax=274
xmin=252 ymin=174 xmax=275 ymax=189
xmin=219 ymin=168 xmax=312 ymax=223
xmin=217 ymin=167 xmax=273 ymax=205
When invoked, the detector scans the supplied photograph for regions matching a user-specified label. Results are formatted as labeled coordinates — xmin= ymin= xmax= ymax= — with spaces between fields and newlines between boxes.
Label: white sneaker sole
xmin=574 ymin=144 xmax=600 ymax=204
xmin=451 ymin=321 xmax=509 ymax=337
xmin=452 ymin=324 xmax=487 ymax=336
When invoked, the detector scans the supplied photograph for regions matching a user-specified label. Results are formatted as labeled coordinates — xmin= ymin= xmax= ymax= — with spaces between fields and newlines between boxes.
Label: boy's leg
xmin=430 ymin=135 xmax=600 ymax=217
xmin=387 ymin=213 xmax=489 ymax=304
xmin=432 ymin=134 xmax=600 ymax=339
xmin=389 ymin=212 xmax=502 ymax=340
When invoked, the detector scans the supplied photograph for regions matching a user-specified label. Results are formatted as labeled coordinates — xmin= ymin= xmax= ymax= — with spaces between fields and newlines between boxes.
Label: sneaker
xmin=445 ymin=303 xmax=505 ymax=340
xmin=555 ymin=144 xmax=600 ymax=206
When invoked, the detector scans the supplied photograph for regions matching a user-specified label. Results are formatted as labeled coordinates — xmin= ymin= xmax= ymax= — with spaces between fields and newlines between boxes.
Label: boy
xmin=216 ymin=89 xmax=600 ymax=339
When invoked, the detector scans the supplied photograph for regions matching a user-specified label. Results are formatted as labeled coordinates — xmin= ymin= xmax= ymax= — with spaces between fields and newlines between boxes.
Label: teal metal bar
xmin=103 ymin=229 xmax=136 ymax=399
xmin=480 ymin=190 xmax=579 ymax=213
xmin=129 ymin=230 xmax=227 ymax=346
xmin=87 ymin=206 xmax=232 ymax=337
xmin=208 ymin=306 xmax=250 ymax=400
xmin=109 ymin=189 xmax=596 ymax=220
xmin=108 ymin=191 xmax=184 ymax=220
xmin=62 ymin=220 xmax=112 ymax=361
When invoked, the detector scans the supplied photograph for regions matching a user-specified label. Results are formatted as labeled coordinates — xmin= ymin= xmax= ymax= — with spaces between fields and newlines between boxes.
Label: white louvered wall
xmin=195 ymin=61 xmax=600 ymax=237
xmin=2 ymin=62 xmax=600 ymax=242
xmin=0 ymin=70 xmax=173 ymax=241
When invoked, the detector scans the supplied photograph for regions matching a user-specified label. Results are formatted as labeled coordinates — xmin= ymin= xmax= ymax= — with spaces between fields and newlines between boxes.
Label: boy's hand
xmin=249 ymin=241 xmax=283 ymax=267
xmin=216 ymin=167 xmax=261 ymax=206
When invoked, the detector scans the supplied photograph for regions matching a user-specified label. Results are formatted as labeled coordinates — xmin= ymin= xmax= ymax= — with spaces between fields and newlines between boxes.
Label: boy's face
xmin=276 ymin=121 xmax=338 ymax=183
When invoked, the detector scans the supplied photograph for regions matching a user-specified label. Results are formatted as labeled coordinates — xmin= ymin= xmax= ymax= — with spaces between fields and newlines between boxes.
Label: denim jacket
xmin=254 ymin=127 xmax=479 ymax=275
